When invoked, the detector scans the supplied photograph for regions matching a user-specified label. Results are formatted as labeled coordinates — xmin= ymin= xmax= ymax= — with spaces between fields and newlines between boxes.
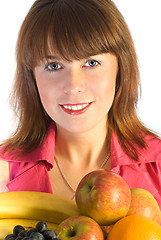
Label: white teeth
xmin=77 ymin=105 xmax=83 ymax=110
xmin=63 ymin=103 xmax=89 ymax=111
xmin=72 ymin=105 xmax=78 ymax=110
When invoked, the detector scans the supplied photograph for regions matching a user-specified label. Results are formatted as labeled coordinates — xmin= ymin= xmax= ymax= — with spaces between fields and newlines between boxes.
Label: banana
xmin=0 ymin=218 xmax=58 ymax=240
xmin=0 ymin=191 xmax=80 ymax=224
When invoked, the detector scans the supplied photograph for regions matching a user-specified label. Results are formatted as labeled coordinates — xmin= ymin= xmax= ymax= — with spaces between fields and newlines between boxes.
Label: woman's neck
xmin=54 ymin=121 xmax=110 ymax=168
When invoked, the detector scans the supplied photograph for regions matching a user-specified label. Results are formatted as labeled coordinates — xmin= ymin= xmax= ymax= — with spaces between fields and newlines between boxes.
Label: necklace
xmin=55 ymin=153 xmax=111 ymax=200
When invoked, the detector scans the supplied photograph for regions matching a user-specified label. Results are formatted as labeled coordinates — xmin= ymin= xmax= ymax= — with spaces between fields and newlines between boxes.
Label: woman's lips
xmin=60 ymin=102 xmax=93 ymax=115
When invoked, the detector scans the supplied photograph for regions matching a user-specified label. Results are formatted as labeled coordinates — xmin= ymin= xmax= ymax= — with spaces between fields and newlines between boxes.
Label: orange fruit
xmin=107 ymin=215 xmax=161 ymax=240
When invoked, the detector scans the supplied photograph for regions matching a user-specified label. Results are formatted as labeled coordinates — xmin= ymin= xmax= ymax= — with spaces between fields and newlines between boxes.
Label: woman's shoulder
xmin=0 ymin=122 xmax=56 ymax=162
xmin=144 ymin=134 xmax=161 ymax=154
xmin=0 ymin=145 xmax=17 ymax=161
xmin=111 ymin=131 xmax=161 ymax=164
xmin=135 ymin=133 xmax=161 ymax=163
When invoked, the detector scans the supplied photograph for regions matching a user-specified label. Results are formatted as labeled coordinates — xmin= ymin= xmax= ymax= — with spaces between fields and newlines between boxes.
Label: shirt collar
xmin=0 ymin=122 xmax=56 ymax=169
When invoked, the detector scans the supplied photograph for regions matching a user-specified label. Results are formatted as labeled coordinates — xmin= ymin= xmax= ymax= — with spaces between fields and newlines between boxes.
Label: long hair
xmin=1 ymin=0 xmax=157 ymax=159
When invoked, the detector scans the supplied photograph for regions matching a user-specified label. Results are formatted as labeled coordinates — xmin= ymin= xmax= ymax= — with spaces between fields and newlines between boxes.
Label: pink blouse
xmin=0 ymin=122 xmax=161 ymax=209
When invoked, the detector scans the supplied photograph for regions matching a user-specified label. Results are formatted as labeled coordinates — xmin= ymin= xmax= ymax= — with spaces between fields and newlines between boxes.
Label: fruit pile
xmin=0 ymin=169 xmax=161 ymax=240
xmin=4 ymin=221 xmax=60 ymax=240
xmin=57 ymin=169 xmax=161 ymax=239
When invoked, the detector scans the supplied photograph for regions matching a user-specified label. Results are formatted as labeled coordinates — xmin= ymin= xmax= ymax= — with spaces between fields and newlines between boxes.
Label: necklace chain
xmin=55 ymin=153 xmax=111 ymax=200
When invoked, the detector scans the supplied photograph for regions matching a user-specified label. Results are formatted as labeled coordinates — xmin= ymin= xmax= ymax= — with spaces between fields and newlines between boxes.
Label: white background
xmin=0 ymin=0 xmax=161 ymax=141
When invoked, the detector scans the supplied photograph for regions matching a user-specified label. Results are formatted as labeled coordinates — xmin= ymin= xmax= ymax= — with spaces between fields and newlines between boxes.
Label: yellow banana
xmin=0 ymin=191 xmax=80 ymax=224
xmin=0 ymin=218 xmax=58 ymax=240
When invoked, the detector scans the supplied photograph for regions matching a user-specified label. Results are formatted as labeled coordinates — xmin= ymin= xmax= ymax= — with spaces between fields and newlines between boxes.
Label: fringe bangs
xmin=18 ymin=0 xmax=117 ymax=69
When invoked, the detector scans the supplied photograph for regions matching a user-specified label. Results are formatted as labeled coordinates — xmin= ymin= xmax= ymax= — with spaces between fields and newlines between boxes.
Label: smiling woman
xmin=0 ymin=0 xmax=161 ymax=208
xmin=1 ymin=0 xmax=141 ymax=157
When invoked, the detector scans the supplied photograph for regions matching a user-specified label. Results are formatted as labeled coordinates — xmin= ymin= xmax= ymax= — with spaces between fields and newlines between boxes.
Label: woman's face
xmin=34 ymin=53 xmax=118 ymax=134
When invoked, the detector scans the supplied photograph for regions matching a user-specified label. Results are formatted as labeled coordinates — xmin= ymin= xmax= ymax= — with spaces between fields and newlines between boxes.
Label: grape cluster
xmin=4 ymin=221 xmax=60 ymax=240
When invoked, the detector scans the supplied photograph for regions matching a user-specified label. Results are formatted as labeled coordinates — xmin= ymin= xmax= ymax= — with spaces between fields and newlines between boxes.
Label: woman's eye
xmin=46 ymin=62 xmax=61 ymax=71
xmin=84 ymin=60 xmax=100 ymax=68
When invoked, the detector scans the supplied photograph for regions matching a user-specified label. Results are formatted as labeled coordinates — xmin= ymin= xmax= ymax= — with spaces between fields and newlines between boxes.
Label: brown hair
xmin=1 ymin=0 xmax=158 ymax=159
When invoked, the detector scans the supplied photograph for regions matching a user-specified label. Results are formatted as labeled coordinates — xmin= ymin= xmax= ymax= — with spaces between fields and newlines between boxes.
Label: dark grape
xmin=4 ymin=221 xmax=61 ymax=240
xmin=43 ymin=230 xmax=57 ymax=239
xmin=36 ymin=221 xmax=48 ymax=233
xmin=30 ymin=232 xmax=45 ymax=240
xmin=15 ymin=237 xmax=24 ymax=240
xmin=26 ymin=228 xmax=38 ymax=237
xmin=4 ymin=234 xmax=15 ymax=240
xmin=13 ymin=225 xmax=25 ymax=237
xmin=18 ymin=229 xmax=27 ymax=237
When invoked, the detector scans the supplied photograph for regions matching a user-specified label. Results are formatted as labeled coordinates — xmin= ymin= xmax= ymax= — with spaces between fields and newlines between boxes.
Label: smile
xmin=60 ymin=102 xmax=92 ymax=115
xmin=63 ymin=103 xmax=89 ymax=110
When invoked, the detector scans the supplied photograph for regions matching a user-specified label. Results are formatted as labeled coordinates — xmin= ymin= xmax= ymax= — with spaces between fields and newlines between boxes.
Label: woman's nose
xmin=63 ymin=68 xmax=87 ymax=95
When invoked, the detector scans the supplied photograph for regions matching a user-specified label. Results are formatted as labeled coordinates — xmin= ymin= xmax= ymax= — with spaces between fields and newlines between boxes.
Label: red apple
xmin=56 ymin=216 xmax=104 ymax=240
xmin=75 ymin=169 xmax=131 ymax=225
xmin=127 ymin=188 xmax=161 ymax=224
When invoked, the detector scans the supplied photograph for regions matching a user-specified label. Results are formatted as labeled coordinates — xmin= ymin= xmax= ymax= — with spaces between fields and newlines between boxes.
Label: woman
xmin=0 ymin=0 xmax=161 ymax=207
